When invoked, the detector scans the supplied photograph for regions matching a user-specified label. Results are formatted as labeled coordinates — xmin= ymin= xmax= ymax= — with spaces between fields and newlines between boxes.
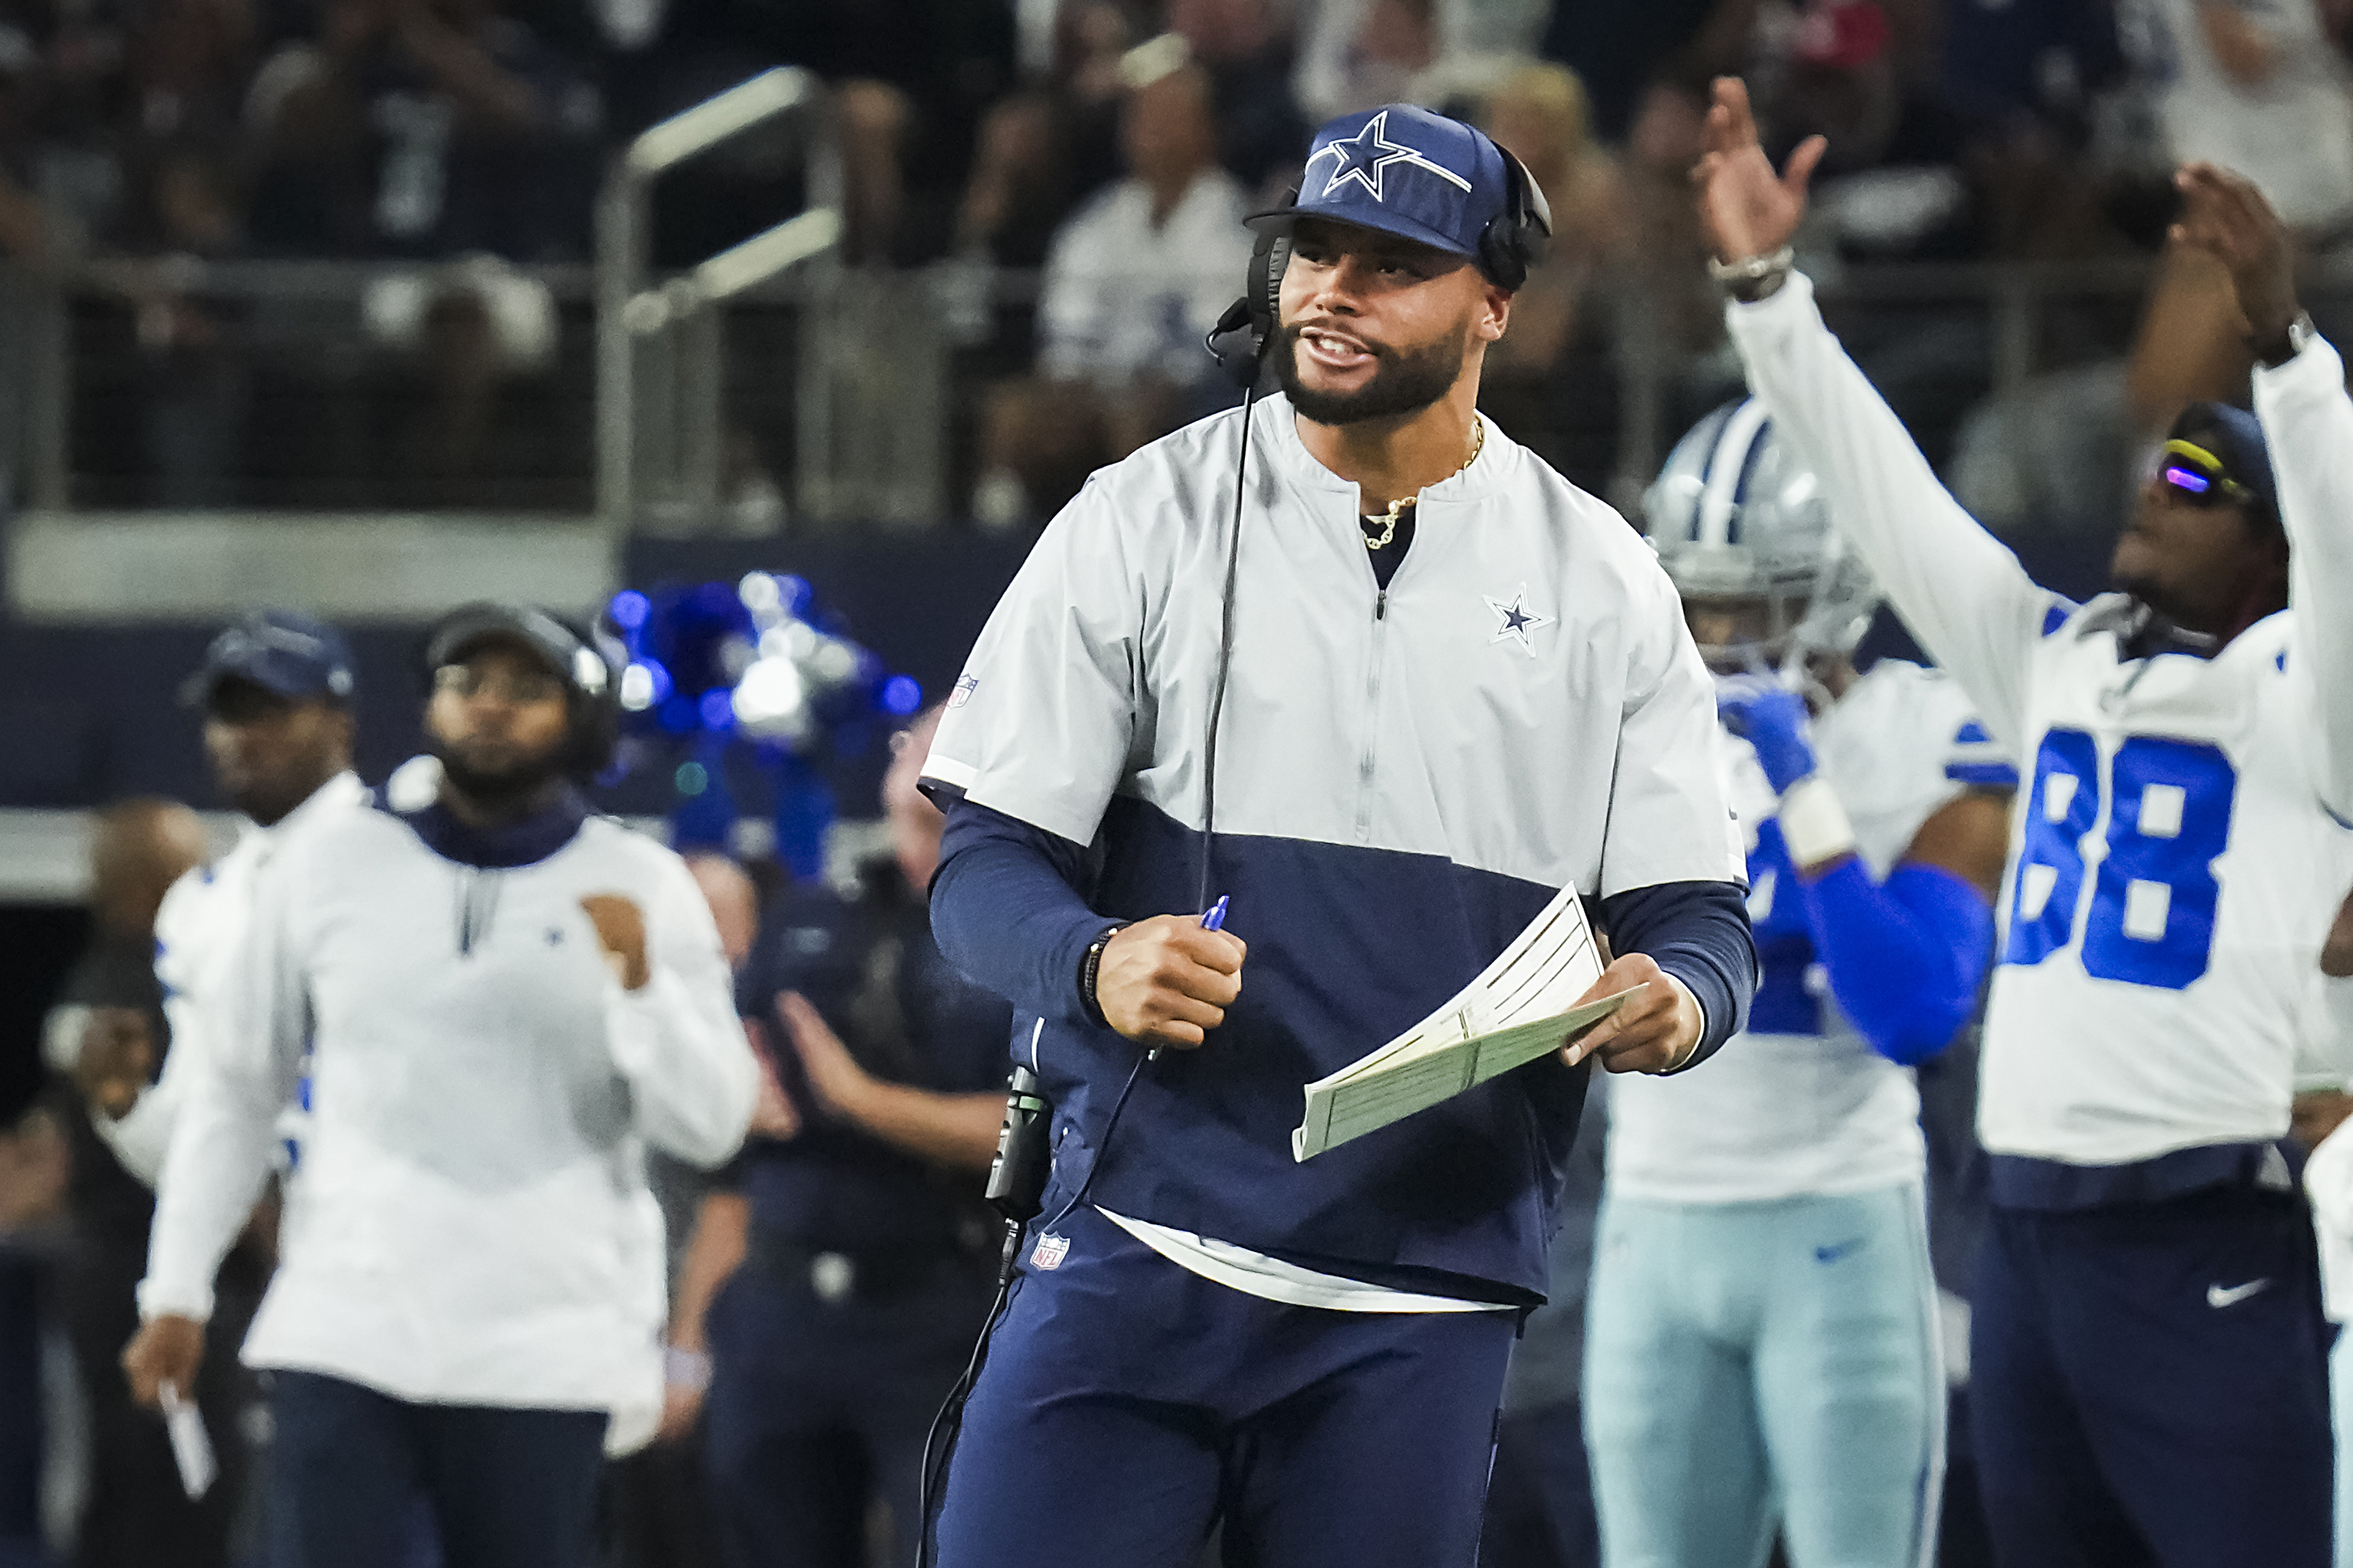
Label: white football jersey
xmin=1609 ymin=660 xmax=1985 ymax=1203
xmin=1730 ymin=274 xmax=2353 ymax=1171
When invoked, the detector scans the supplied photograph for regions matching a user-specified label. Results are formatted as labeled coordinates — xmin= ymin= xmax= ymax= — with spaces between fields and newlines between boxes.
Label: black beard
xmin=430 ymin=735 xmax=570 ymax=816
xmin=1274 ymin=321 xmax=1462 ymax=426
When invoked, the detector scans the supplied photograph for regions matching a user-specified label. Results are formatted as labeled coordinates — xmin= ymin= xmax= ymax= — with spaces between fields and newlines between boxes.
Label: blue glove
xmin=1716 ymin=676 xmax=1818 ymax=794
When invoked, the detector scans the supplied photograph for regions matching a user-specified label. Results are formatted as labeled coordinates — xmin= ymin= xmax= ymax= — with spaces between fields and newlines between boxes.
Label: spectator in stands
xmin=953 ymin=1 xmax=1134 ymax=279
xmin=2117 ymin=0 xmax=2353 ymax=237
xmin=1616 ymin=78 xmax=1735 ymax=419
xmin=664 ymin=704 xmax=1009 ymax=1567
xmin=1172 ymin=0 xmax=1309 ymax=191
xmin=1759 ymin=1 xmax=1981 ymax=261
xmin=943 ymin=1 xmax=1135 ymax=354
xmin=2117 ymin=0 xmax=2353 ymax=435
xmin=1294 ymin=0 xmax=1553 ymax=125
xmin=238 ymin=0 xmax=591 ymax=502
xmin=243 ymin=0 xmax=595 ymax=262
xmin=1939 ymin=0 xmax=2132 ymax=261
xmin=1539 ymin=0 xmax=1756 ymax=140
xmin=972 ymin=55 xmax=1254 ymax=527
xmin=1294 ymin=0 xmax=1440 ymax=123
xmin=1478 ymin=62 xmax=1629 ymax=491
xmin=41 ymin=798 xmax=255 ymax=1568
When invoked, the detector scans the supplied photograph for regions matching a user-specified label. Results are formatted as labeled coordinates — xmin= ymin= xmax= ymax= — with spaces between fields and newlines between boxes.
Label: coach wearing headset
xmin=123 ymin=603 xmax=758 ymax=1568
xmin=917 ymin=106 xmax=1756 ymax=1567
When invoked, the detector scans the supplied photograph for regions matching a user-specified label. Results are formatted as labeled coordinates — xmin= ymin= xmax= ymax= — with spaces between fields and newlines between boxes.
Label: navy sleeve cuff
xmin=931 ymin=798 xmax=1112 ymax=1027
xmin=1594 ymin=880 xmax=1757 ymax=1071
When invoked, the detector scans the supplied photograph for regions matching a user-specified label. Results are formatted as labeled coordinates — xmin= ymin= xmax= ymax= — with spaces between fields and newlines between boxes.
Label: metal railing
xmin=595 ymin=67 xmax=843 ymax=532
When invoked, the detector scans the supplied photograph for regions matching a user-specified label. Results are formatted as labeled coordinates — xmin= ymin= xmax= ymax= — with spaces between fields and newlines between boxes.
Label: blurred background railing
xmin=17 ymin=250 xmax=2353 ymax=536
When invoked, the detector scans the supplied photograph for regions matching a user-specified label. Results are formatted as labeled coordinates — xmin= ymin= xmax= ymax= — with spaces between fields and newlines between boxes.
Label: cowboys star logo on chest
xmin=1483 ymin=583 xmax=1555 ymax=658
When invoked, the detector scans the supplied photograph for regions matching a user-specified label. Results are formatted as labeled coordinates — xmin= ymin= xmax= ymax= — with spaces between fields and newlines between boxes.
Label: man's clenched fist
xmin=1094 ymin=915 xmax=1247 ymax=1051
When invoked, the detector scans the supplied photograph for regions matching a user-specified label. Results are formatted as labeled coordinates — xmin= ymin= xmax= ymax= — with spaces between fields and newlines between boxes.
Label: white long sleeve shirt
xmin=1036 ymin=169 xmax=1254 ymax=386
xmin=139 ymin=795 xmax=757 ymax=1411
xmin=1727 ymin=274 xmax=2353 ymax=1174
xmin=94 ymin=773 xmax=372 ymax=1184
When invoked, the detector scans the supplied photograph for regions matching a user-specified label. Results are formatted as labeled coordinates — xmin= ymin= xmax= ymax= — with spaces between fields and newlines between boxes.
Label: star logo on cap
xmin=1307 ymin=109 xmax=1473 ymax=204
xmin=1484 ymin=583 xmax=1555 ymax=658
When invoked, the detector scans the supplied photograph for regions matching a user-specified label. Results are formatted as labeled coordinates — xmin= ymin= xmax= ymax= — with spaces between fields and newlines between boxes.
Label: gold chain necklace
xmin=1363 ymin=419 xmax=1485 ymax=551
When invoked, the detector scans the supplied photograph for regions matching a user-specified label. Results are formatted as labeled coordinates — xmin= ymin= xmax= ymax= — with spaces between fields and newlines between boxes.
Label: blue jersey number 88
xmin=2002 ymin=728 xmax=2237 ymax=989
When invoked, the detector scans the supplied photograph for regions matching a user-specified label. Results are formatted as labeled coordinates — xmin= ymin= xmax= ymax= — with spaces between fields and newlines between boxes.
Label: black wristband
xmin=1079 ymin=924 xmax=1123 ymax=1026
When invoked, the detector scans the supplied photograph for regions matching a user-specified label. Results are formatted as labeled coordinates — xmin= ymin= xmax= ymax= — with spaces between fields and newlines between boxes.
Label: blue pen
xmin=1149 ymin=895 xmax=1231 ymax=1062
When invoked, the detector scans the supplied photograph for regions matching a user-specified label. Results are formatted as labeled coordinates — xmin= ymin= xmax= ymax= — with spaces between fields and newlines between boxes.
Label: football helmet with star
xmin=1642 ymin=396 xmax=1880 ymax=671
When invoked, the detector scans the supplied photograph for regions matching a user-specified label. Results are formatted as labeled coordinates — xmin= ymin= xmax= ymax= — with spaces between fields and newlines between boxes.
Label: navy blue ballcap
xmin=183 ymin=608 xmax=358 ymax=709
xmin=1250 ymin=105 xmax=1523 ymax=279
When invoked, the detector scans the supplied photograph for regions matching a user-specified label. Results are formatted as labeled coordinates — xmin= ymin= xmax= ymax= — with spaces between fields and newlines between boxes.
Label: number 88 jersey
xmin=1981 ymin=598 xmax=2353 ymax=1168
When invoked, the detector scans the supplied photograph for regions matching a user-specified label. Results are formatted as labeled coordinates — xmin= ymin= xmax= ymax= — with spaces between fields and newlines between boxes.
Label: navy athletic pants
xmin=268 ymin=1369 xmax=607 ymax=1568
xmin=1970 ymin=1186 xmax=2332 ymax=1567
xmin=929 ymin=1204 xmax=1519 ymax=1568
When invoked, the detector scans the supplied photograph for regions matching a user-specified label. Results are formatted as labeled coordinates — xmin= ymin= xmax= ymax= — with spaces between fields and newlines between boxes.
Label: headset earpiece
xmin=1477 ymin=150 xmax=1553 ymax=292
xmin=1207 ymin=186 xmax=1298 ymax=392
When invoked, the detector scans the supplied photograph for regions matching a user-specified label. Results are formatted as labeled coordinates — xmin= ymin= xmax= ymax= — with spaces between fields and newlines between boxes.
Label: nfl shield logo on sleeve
xmin=1031 ymin=1233 xmax=1071 ymax=1271
xmin=951 ymin=673 xmax=980 ymax=709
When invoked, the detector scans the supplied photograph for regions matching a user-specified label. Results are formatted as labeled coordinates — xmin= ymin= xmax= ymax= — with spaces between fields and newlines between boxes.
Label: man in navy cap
xmin=74 ymin=609 xmax=369 ymax=1182
xmin=39 ymin=610 xmax=365 ymax=1568
xmin=915 ymin=104 xmax=1754 ymax=1566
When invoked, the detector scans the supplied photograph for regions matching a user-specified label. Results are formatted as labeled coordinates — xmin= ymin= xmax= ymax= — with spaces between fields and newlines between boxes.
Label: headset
xmin=916 ymin=131 xmax=1553 ymax=1568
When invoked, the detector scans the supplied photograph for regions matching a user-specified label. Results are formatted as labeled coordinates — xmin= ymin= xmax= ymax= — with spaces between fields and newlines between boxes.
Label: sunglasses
xmin=2158 ymin=439 xmax=2253 ymax=507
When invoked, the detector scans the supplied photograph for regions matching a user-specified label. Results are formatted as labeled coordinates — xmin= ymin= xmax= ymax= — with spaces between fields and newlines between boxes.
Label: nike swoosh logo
xmin=2207 ymin=1278 xmax=2273 ymax=1309
xmin=1814 ymin=1239 xmax=1863 ymax=1265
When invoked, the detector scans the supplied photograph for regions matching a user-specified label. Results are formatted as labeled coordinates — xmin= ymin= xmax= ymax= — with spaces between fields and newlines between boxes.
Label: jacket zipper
xmin=455 ymin=867 xmax=499 ymax=955
xmin=1356 ymin=588 xmax=1388 ymax=839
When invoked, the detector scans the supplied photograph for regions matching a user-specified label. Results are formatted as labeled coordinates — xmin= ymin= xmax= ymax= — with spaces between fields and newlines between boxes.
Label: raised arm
xmin=2176 ymin=162 xmax=2353 ymax=824
xmin=1696 ymin=77 xmax=2062 ymax=749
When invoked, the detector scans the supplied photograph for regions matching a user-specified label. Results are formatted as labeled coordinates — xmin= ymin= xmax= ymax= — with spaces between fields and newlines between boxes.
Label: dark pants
xmin=267 ymin=1369 xmax=606 ymax=1568
xmin=61 ymin=1238 xmax=256 ymax=1568
xmin=601 ymin=1432 xmax=726 ymax=1568
xmin=1971 ymin=1187 xmax=2332 ymax=1567
xmin=0 ymin=1252 xmax=44 ymax=1565
xmin=702 ymin=1248 xmax=992 ymax=1568
xmin=1478 ymin=1402 xmax=1598 ymax=1568
xmin=931 ymin=1205 xmax=1518 ymax=1568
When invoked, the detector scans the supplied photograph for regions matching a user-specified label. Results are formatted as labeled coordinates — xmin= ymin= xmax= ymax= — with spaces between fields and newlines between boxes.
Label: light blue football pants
xmin=1582 ymin=1183 xmax=1944 ymax=1568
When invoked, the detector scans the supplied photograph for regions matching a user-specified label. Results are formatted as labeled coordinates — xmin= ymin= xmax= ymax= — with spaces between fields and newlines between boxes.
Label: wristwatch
xmin=2255 ymin=310 xmax=2317 ymax=369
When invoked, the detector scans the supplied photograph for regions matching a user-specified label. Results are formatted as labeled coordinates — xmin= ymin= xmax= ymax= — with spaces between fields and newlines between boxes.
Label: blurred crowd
xmin=10 ymin=0 xmax=2353 ymax=514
